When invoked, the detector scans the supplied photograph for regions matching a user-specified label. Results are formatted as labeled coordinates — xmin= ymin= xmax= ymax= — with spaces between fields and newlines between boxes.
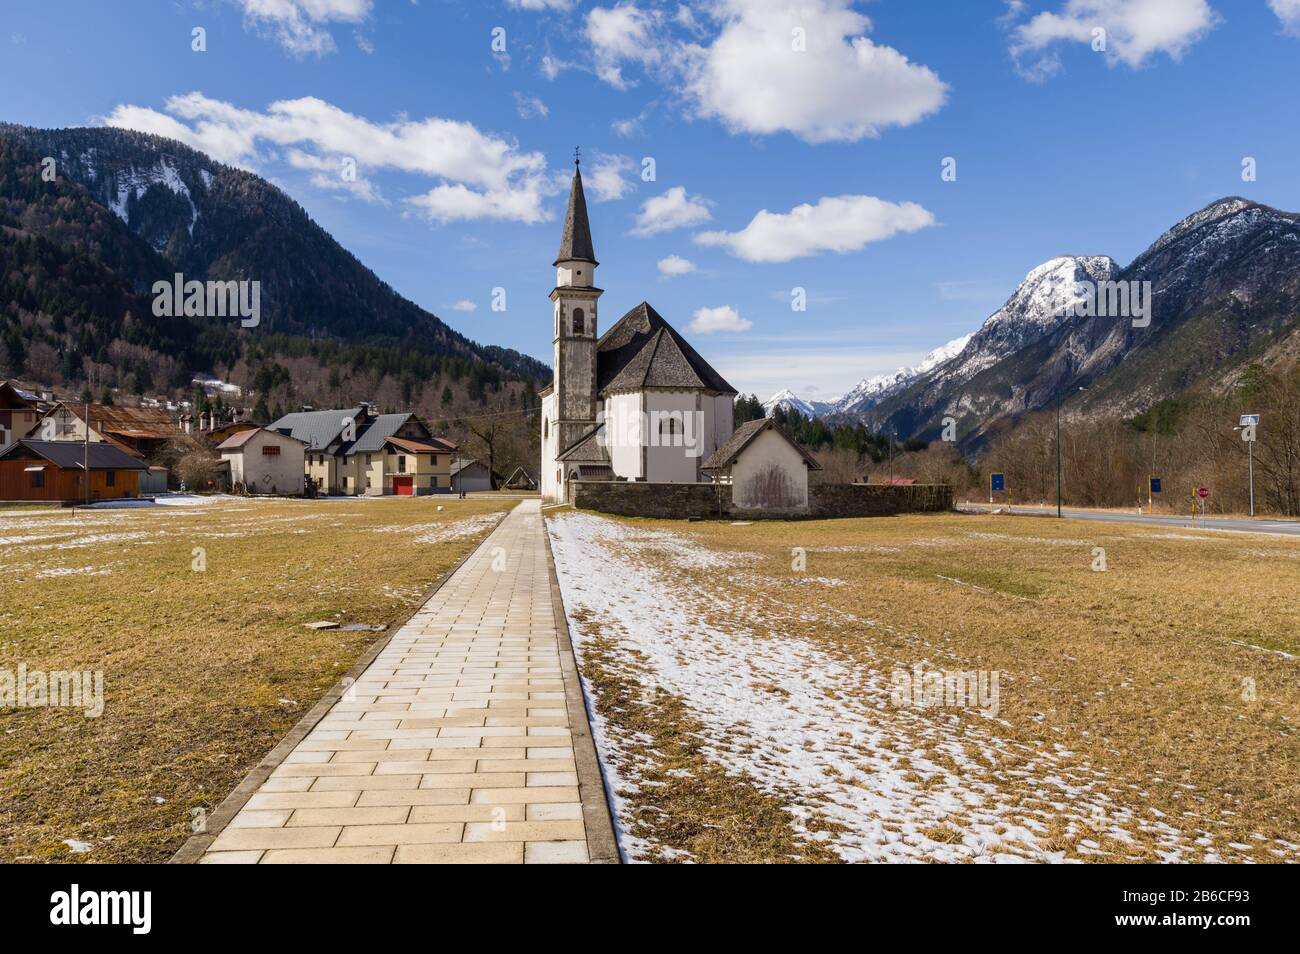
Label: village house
xmin=0 ymin=381 xmax=54 ymax=450
xmin=451 ymin=458 xmax=495 ymax=493
xmin=218 ymin=427 xmax=306 ymax=495
xmin=270 ymin=406 xmax=456 ymax=496
xmin=540 ymin=159 xmax=738 ymax=502
xmin=34 ymin=401 xmax=179 ymax=459
xmin=0 ymin=439 xmax=149 ymax=502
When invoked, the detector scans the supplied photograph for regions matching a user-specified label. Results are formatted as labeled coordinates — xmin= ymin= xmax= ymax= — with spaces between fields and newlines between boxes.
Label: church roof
xmin=556 ymin=423 xmax=611 ymax=464
xmin=701 ymin=417 xmax=821 ymax=471
xmin=597 ymin=302 xmax=737 ymax=395
xmin=554 ymin=164 xmax=597 ymax=266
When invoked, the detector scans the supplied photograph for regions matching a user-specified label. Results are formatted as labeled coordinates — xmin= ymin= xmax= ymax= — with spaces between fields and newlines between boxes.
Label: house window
xmin=659 ymin=416 xmax=681 ymax=437
xmin=572 ymin=308 xmax=585 ymax=335
xmin=543 ymin=419 xmax=549 ymax=439
xmin=262 ymin=445 xmax=280 ymax=456
xmin=366 ymin=476 xmax=372 ymax=488
xmin=30 ymin=469 xmax=45 ymax=489
xmin=105 ymin=471 xmax=116 ymax=487
xmin=366 ymin=454 xmax=372 ymax=464
xmin=430 ymin=455 xmax=438 ymax=467
xmin=397 ymin=455 xmax=406 ymax=473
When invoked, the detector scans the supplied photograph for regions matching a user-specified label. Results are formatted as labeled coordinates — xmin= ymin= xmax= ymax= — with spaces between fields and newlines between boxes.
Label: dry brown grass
xmin=0 ymin=496 xmax=511 ymax=863
xmin=560 ymin=509 xmax=1300 ymax=863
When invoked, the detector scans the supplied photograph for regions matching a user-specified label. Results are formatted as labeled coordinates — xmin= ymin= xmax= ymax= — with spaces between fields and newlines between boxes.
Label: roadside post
xmin=1238 ymin=414 xmax=1259 ymax=517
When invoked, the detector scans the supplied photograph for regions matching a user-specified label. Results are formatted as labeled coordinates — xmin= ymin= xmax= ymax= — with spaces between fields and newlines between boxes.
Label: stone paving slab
xmin=194 ymin=500 xmax=617 ymax=864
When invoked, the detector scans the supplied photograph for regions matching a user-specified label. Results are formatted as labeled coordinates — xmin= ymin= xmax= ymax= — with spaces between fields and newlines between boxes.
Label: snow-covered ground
xmin=546 ymin=511 xmax=1202 ymax=864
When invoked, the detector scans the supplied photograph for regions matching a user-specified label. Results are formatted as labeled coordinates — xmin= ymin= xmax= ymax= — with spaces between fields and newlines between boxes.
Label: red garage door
xmin=393 ymin=476 xmax=414 ymax=496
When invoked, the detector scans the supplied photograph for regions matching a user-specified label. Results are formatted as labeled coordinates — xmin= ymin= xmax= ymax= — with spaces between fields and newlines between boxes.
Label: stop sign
xmin=1197 ymin=486 xmax=1210 ymax=499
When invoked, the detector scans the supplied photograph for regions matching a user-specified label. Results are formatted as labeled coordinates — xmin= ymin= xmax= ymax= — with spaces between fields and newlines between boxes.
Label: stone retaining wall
xmin=571 ymin=480 xmax=953 ymax=519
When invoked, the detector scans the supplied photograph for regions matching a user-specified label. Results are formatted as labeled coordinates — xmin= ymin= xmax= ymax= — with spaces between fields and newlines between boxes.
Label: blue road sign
xmin=1150 ymin=477 xmax=1162 ymax=494
xmin=991 ymin=473 xmax=1005 ymax=492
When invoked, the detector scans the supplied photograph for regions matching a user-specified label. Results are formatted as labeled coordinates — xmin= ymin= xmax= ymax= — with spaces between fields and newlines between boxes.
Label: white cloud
xmin=681 ymin=0 xmax=947 ymax=143
xmin=514 ymin=93 xmax=550 ymax=119
xmin=448 ymin=299 xmax=478 ymax=312
xmin=1008 ymin=0 xmax=1218 ymax=78
xmin=1269 ymin=0 xmax=1300 ymax=35
xmin=507 ymin=0 xmax=576 ymax=9
xmin=695 ymin=194 xmax=934 ymax=263
xmin=690 ymin=305 xmax=751 ymax=334
xmin=657 ymin=254 xmax=697 ymax=277
xmin=103 ymin=92 xmax=556 ymax=224
xmin=610 ymin=115 xmax=643 ymax=137
xmin=237 ymin=0 xmax=373 ymax=57
xmin=631 ymin=186 xmax=711 ymax=236
xmin=586 ymin=4 xmax=664 ymax=89
xmin=587 ymin=153 xmax=635 ymax=202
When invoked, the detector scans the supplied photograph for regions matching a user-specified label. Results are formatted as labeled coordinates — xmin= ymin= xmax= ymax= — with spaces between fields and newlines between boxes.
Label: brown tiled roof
xmin=81 ymin=403 xmax=177 ymax=436
xmin=385 ymin=436 xmax=442 ymax=454
xmin=218 ymin=427 xmax=306 ymax=451
xmin=597 ymin=302 xmax=736 ymax=395
xmin=701 ymin=418 xmax=821 ymax=471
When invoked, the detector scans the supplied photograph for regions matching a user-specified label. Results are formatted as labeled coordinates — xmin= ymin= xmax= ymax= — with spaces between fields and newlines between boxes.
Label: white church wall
xmin=604 ymin=392 xmax=643 ymax=480
xmin=644 ymin=390 xmax=704 ymax=483
xmin=541 ymin=391 xmax=559 ymax=501
xmin=731 ymin=428 xmax=809 ymax=510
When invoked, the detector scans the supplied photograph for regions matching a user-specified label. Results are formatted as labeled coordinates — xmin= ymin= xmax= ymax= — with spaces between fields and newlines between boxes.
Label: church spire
xmin=554 ymin=150 xmax=597 ymax=266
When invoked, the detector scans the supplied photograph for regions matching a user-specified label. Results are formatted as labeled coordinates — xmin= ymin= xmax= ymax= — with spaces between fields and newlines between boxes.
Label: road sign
xmin=1150 ymin=477 xmax=1162 ymax=494
xmin=991 ymin=473 xmax=1005 ymax=492
xmin=1197 ymin=486 xmax=1210 ymax=499
xmin=1240 ymin=414 xmax=1260 ymax=427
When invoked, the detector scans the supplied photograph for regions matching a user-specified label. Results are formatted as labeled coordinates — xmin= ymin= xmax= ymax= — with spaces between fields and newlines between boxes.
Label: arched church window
xmin=544 ymin=419 xmax=549 ymax=439
xmin=659 ymin=416 xmax=681 ymax=438
xmin=573 ymin=308 xmax=585 ymax=335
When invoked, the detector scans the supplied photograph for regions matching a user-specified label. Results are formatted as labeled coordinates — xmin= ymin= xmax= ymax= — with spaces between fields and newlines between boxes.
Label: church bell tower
xmin=551 ymin=150 xmax=602 ymax=458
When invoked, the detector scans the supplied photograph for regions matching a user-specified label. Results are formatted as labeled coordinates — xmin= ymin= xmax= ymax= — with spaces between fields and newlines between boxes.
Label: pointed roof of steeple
xmin=554 ymin=157 xmax=598 ymax=266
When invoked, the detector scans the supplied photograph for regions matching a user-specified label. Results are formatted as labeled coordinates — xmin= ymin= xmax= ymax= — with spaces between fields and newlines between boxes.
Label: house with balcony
xmin=270 ymin=405 xmax=456 ymax=496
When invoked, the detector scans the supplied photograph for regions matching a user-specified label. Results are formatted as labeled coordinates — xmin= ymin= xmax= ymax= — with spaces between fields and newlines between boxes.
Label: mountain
xmin=762 ymin=389 xmax=835 ymax=418
xmin=833 ymin=332 xmax=976 ymax=417
xmin=0 ymin=123 xmax=547 ymax=407
xmin=799 ymin=198 xmax=1300 ymax=451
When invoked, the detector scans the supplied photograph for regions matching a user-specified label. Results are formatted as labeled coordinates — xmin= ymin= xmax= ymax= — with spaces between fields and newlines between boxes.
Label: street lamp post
xmin=1055 ymin=386 xmax=1086 ymax=518
xmin=1234 ymin=418 xmax=1259 ymax=517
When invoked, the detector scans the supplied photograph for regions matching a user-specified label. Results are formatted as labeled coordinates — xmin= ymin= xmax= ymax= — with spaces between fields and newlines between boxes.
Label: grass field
xmin=547 ymin=509 xmax=1300 ymax=864
xmin=0 ymin=495 xmax=511 ymax=863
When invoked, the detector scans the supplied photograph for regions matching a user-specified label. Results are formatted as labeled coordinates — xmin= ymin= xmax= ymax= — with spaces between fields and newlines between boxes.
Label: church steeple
xmin=554 ymin=153 xmax=597 ymax=267
xmin=548 ymin=148 xmax=602 ymax=467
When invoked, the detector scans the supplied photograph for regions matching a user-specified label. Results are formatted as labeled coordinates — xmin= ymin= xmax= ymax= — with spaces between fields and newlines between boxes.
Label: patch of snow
xmin=548 ymin=511 xmax=1157 ymax=863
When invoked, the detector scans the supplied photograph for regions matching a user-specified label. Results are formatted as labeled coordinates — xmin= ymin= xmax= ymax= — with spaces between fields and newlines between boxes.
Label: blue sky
xmin=4 ymin=0 xmax=1300 ymax=400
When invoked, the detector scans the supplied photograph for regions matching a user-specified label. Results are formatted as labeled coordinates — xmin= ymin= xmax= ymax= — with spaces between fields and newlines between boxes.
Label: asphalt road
xmin=956 ymin=503 xmax=1300 ymax=537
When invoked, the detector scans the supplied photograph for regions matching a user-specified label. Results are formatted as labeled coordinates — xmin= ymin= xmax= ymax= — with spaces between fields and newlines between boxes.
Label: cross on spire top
xmin=574 ymin=145 xmax=581 ymax=166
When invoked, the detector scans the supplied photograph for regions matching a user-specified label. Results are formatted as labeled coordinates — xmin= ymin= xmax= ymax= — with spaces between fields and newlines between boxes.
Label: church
xmin=540 ymin=157 xmax=738 ymax=503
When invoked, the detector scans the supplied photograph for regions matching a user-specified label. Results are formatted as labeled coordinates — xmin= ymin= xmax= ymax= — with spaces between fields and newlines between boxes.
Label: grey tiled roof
xmin=2 ymin=439 xmax=148 ymax=470
xmin=342 ymin=413 xmax=415 ymax=456
xmin=554 ymin=165 xmax=597 ymax=266
xmin=597 ymin=302 xmax=737 ymax=395
xmin=556 ymin=424 xmax=611 ymax=464
xmin=701 ymin=418 xmax=821 ymax=471
xmin=270 ymin=407 xmax=364 ymax=451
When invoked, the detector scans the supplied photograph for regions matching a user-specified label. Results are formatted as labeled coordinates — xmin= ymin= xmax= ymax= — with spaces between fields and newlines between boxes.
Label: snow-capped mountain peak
xmin=762 ymin=389 xmax=835 ymax=418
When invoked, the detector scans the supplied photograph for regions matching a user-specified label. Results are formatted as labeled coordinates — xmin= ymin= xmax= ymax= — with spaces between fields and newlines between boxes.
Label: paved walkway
xmin=199 ymin=500 xmax=611 ymax=864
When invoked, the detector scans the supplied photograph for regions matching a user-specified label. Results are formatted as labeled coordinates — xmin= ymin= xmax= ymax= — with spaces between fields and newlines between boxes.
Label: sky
xmin=3 ymin=0 xmax=1300 ymax=402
